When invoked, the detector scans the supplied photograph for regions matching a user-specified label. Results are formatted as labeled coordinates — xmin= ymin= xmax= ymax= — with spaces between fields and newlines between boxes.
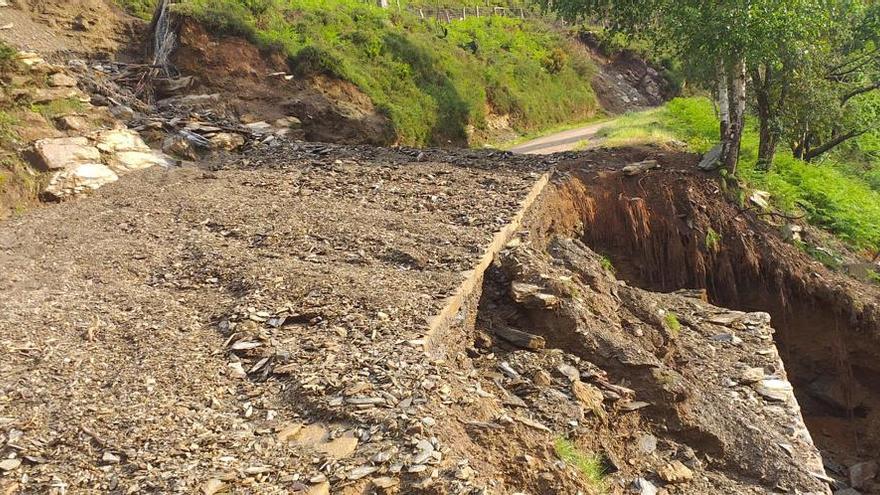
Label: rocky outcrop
xmin=33 ymin=129 xmax=174 ymax=200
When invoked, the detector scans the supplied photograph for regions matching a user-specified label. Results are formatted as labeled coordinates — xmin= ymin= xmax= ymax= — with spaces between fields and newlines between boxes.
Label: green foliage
xmin=554 ymin=438 xmax=607 ymax=492
xmin=663 ymin=311 xmax=681 ymax=336
xmin=795 ymin=240 xmax=844 ymax=270
xmin=174 ymin=0 xmax=598 ymax=146
xmin=601 ymin=97 xmax=880 ymax=252
xmin=32 ymin=98 xmax=85 ymax=120
xmin=598 ymin=254 xmax=615 ymax=274
xmin=705 ymin=227 xmax=721 ymax=253
xmin=868 ymin=269 xmax=880 ymax=285
xmin=115 ymin=0 xmax=158 ymax=19
xmin=0 ymin=41 xmax=15 ymax=64
xmin=0 ymin=112 xmax=18 ymax=144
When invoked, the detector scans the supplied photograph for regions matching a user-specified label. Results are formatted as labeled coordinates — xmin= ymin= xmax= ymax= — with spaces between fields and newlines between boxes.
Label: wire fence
xmin=405 ymin=5 xmax=541 ymax=21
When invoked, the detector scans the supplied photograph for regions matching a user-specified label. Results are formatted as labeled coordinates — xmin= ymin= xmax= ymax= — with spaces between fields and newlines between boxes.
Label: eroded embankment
xmin=548 ymin=157 xmax=880 ymax=486
xmin=421 ymin=149 xmax=868 ymax=493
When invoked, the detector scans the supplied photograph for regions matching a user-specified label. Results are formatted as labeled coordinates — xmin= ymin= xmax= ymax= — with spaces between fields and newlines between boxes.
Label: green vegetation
xmin=796 ymin=240 xmax=844 ymax=270
xmin=0 ymin=41 xmax=15 ymax=67
xmin=705 ymin=227 xmax=721 ymax=253
xmin=166 ymin=0 xmax=597 ymax=146
xmin=32 ymin=98 xmax=85 ymax=120
xmin=0 ymin=112 xmax=18 ymax=144
xmin=601 ymin=98 xmax=880 ymax=253
xmin=554 ymin=437 xmax=607 ymax=492
xmin=542 ymin=0 xmax=879 ymax=178
xmin=598 ymin=255 xmax=615 ymax=274
xmin=663 ymin=311 xmax=681 ymax=336
xmin=116 ymin=0 xmax=157 ymax=19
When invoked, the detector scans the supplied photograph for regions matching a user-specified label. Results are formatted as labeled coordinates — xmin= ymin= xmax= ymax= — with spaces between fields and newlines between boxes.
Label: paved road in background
xmin=510 ymin=121 xmax=610 ymax=154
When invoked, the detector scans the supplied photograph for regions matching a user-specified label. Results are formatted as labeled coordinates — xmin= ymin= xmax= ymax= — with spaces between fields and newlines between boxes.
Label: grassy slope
xmin=122 ymin=0 xmax=598 ymax=146
xmin=600 ymin=98 xmax=880 ymax=253
xmin=0 ymin=42 xmax=42 ymax=217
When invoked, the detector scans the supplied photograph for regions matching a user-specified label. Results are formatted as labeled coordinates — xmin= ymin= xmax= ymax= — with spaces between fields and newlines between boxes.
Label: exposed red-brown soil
xmin=558 ymin=149 xmax=880 ymax=486
xmin=171 ymin=20 xmax=394 ymax=145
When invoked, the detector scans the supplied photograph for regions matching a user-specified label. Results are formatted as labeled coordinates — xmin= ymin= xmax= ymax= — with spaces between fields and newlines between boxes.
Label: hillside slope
xmin=142 ymin=0 xmax=603 ymax=146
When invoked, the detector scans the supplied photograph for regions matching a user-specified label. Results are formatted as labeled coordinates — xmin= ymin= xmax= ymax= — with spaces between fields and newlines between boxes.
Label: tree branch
xmin=804 ymin=129 xmax=868 ymax=161
xmin=841 ymin=80 xmax=880 ymax=104
xmin=827 ymin=47 xmax=879 ymax=77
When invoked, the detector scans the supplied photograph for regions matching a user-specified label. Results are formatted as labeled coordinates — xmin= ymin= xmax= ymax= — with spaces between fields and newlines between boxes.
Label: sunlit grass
xmin=554 ymin=437 xmax=607 ymax=493
xmin=599 ymin=97 xmax=880 ymax=252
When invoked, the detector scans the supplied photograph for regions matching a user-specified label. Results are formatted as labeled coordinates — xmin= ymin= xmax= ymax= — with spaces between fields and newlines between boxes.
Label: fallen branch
xmin=493 ymin=326 xmax=546 ymax=350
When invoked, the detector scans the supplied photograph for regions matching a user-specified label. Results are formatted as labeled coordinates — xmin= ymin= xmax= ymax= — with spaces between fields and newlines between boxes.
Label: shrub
xmin=115 ymin=0 xmax=158 ymax=19
xmin=0 ymin=41 xmax=16 ymax=72
xmin=664 ymin=312 xmax=681 ymax=336
xmin=554 ymin=437 xmax=607 ymax=493
xmin=705 ymin=227 xmax=721 ymax=253
xmin=543 ymin=47 xmax=568 ymax=74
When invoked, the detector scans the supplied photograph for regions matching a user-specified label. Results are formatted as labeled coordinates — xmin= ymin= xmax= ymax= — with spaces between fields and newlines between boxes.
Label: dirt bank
xmin=556 ymin=149 xmax=880 ymax=489
xmin=170 ymin=20 xmax=394 ymax=146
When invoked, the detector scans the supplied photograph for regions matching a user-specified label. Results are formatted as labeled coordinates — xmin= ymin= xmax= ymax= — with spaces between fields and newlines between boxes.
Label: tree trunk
xmin=718 ymin=63 xmax=730 ymax=140
xmin=752 ymin=65 xmax=776 ymax=170
xmin=721 ymin=59 xmax=746 ymax=174
xmin=757 ymin=122 xmax=778 ymax=169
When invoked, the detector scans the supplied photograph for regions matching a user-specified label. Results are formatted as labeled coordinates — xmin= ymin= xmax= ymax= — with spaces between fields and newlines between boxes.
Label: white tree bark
xmin=722 ymin=58 xmax=747 ymax=173
xmin=717 ymin=62 xmax=730 ymax=139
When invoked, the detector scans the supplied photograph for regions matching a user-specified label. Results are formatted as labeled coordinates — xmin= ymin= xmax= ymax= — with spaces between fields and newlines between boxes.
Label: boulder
xmin=29 ymin=137 xmax=100 ymax=171
xmin=92 ymin=128 xmax=150 ymax=153
xmin=273 ymin=116 xmax=302 ymax=129
xmin=15 ymin=51 xmax=45 ymax=67
xmin=48 ymin=73 xmax=78 ymax=88
xmin=109 ymin=105 xmax=136 ymax=122
xmin=31 ymin=87 xmax=85 ymax=104
xmin=43 ymin=163 xmax=118 ymax=200
xmin=808 ymin=375 xmax=867 ymax=412
xmin=632 ymin=477 xmax=658 ymax=495
xmin=657 ymin=461 xmax=693 ymax=483
xmin=754 ymin=378 xmax=794 ymax=403
xmin=108 ymin=150 xmax=174 ymax=172
xmin=622 ymin=160 xmax=660 ymax=176
xmin=210 ymin=132 xmax=246 ymax=151
xmin=162 ymin=134 xmax=199 ymax=160
xmin=55 ymin=115 xmax=89 ymax=131
xmin=782 ymin=223 xmax=803 ymax=243
xmin=749 ymin=190 xmax=771 ymax=210
xmin=697 ymin=143 xmax=723 ymax=171
xmin=850 ymin=461 xmax=878 ymax=489
xmin=245 ymin=121 xmax=274 ymax=134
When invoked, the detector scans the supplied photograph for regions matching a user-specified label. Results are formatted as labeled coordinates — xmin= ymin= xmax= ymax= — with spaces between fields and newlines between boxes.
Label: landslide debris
xmin=3 ymin=144 xmax=875 ymax=493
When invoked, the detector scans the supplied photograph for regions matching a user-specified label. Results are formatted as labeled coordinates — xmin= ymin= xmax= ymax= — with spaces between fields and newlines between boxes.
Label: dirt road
xmin=510 ymin=120 xmax=610 ymax=154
